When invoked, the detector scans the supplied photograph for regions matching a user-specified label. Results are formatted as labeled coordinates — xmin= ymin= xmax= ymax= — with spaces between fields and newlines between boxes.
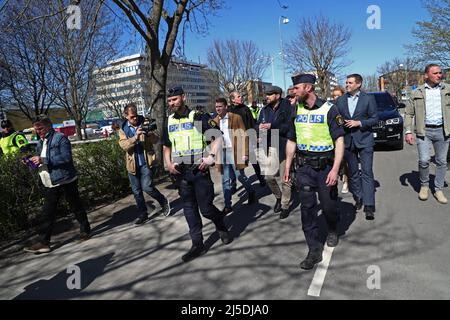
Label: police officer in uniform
xmin=162 ymin=86 xmax=233 ymax=263
xmin=249 ymin=101 xmax=260 ymax=121
xmin=0 ymin=119 xmax=29 ymax=156
xmin=284 ymin=74 xmax=345 ymax=270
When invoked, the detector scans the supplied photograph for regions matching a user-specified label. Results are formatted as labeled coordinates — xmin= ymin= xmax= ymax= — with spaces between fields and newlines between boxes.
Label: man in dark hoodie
xmin=119 ymin=103 xmax=170 ymax=225
xmin=228 ymin=91 xmax=266 ymax=187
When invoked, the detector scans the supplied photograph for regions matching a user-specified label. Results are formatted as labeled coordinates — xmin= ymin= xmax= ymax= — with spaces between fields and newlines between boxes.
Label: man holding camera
xmin=119 ymin=103 xmax=170 ymax=225
xmin=163 ymin=86 xmax=232 ymax=263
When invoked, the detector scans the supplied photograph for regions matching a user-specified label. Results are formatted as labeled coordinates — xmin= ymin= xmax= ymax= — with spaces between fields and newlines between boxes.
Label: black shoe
xmin=354 ymin=198 xmax=363 ymax=211
xmin=279 ymin=209 xmax=290 ymax=220
xmin=364 ymin=206 xmax=375 ymax=220
xmin=300 ymin=249 xmax=323 ymax=270
xmin=247 ymin=191 xmax=257 ymax=205
xmin=231 ymin=182 xmax=237 ymax=194
xmin=78 ymin=232 xmax=91 ymax=243
xmin=218 ymin=230 xmax=233 ymax=245
xmin=134 ymin=215 xmax=149 ymax=225
xmin=222 ymin=207 xmax=233 ymax=216
xmin=181 ymin=244 xmax=207 ymax=262
xmin=326 ymin=231 xmax=339 ymax=247
xmin=274 ymin=199 xmax=282 ymax=213
xmin=160 ymin=199 xmax=171 ymax=216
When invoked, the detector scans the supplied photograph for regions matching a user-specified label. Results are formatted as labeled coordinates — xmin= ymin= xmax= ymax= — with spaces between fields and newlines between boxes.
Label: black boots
xmin=326 ymin=231 xmax=339 ymax=247
xmin=274 ymin=199 xmax=282 ymax=213
xmin=300 ymin=248 xmax=323 ymax=270
xmin=279 ymin=209 xmax=290 ymax=220
xmin=364 ymin=206 xmax=375 ymax=220
xmin=181 ymin=244 xmax=207 ymax=262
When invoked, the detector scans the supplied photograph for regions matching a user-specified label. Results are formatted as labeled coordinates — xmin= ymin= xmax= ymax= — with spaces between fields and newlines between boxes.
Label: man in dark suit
xmin=336 ymin=74 xmax=379 ymax=220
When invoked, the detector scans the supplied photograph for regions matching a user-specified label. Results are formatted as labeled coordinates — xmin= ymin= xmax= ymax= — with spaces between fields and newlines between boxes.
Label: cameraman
xmin=119 ymin=103 xmax=170 ymax=225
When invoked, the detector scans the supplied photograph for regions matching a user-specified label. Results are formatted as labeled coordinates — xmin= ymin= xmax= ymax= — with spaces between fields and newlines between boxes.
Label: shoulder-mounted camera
xmin=141 ymin=115 xmax=157 ymax=133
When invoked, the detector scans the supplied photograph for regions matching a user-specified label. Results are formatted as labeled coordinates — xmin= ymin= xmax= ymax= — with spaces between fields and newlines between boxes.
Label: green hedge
xmin=0 ymin=138 xmax=131 ymax=240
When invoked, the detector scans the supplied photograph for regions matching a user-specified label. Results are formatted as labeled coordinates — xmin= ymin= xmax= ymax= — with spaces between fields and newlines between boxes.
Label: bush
xmin=0 ymin=138 xmax=131 ymax=240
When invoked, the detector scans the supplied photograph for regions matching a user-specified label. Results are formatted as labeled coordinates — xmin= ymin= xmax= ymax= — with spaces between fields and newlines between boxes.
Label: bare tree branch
xmin=285 ymin=15 xmax=352 ymax=99
xmin=207 ymin=39 xmax=270 ymax=99
xmin=406 ymin=0 xmax=450 ymax=66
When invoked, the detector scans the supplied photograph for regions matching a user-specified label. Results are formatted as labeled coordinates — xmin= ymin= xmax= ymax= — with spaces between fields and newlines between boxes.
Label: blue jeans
xmin=222 ymin=149 xmax=254 ymax=208
xmin=128 ymin=164 xmax=166 ymax=216
xmin=416 ymin=127 xmax=450 ymax=191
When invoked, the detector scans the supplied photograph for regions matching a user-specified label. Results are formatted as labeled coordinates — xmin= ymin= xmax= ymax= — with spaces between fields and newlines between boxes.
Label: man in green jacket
xmin=404 ymin=64 xmax=450 ymax=204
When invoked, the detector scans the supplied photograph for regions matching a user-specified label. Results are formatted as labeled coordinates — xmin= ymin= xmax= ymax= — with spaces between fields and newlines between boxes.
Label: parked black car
xmin=369 ymin=92 xmax=405 ymax=150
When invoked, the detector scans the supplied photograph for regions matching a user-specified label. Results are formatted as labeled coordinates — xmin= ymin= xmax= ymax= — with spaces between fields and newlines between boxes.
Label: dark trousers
xmin=128 ymin=164 xmax=166 ymax=217
xmin=296 ymin=164 xmax=339 ymax=250
xmin=39 ymin=180 xmax=90 ymax=245
xmin=175 ymin=170 xmax=227 ymax=246
xmin=344 ymin=143 xmax=375 ymax=206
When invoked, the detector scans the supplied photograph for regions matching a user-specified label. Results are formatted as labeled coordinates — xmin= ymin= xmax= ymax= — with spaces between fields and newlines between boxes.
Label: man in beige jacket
xmin=119 ymin=104 xmax=170 ymax=225
xmin=404 ymin=64 xmax=450 ymax=204
xmin=213 ymin=97 xmax=256 ymax=215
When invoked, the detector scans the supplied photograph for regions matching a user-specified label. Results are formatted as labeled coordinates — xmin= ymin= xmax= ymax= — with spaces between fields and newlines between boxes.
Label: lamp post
xmin=279 ymin=16 xmax=289 ymax=93
xmin=398 ymin=64 xmax=406 ymax=100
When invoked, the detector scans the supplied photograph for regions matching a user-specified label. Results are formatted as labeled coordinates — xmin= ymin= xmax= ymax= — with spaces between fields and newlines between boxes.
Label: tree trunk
xmin=149 ymin=60 xmax=168 ymax=175
xmin=75 ymin=118 xmax=83 ymax=141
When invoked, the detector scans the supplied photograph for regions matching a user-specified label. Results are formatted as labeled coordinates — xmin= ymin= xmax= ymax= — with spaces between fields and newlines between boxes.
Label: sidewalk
xmin=0 ymin=167 xmax=281 ymax=299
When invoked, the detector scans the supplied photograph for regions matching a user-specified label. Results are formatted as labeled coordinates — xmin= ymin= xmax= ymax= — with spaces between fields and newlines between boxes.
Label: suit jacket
xmin=213 ymin=112 xmax=248 ymax=172
xmin=336 ymin=91 xmax=379 ymax=149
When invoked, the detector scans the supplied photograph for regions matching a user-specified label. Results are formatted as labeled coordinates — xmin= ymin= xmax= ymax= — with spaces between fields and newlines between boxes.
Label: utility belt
xmin=295 ymin=151 xmax=334 ymax=170
xmin=175 ymin=163 xmax=202 ymax=175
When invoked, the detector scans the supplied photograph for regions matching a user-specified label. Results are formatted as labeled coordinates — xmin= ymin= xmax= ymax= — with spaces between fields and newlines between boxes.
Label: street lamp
xmin=399 ymin=63 xmax=408 ymax=100
xmin=279 ymin=15 xmax=289 ymax=93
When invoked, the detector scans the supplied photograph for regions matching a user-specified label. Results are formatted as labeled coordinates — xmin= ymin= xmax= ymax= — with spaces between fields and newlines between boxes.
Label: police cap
xmin=0 ymin=119 xmax=12 ymax=129
xmin=265 ymin=85 xmax=282 ymax=95
xmin=167 ymin=86 xmax=184 ymax=97
xmin=291 ymin=74 xmax=316 ymax=85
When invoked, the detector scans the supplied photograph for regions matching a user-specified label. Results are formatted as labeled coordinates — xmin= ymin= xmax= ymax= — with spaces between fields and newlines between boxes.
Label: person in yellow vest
xmin=162 ymin=86 xmax=232 ymax=263
xmin=0 ymin=119 xmax=29 ymax=156
xmin=284 ymin=74 xmax=345 ymax=270
xmin=249 ymin=101 xmax=260 ymax=121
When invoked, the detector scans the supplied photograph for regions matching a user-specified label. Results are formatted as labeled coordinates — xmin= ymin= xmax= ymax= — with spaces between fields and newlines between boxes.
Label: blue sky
xmin=177 ymin=0 xmax=428 ymax=87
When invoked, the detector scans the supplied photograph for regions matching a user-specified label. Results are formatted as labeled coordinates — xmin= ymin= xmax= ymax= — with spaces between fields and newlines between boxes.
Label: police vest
xmin=0 ymin=132 xmax=28 ymax=155
xmin=167 ymin=111 xmax=205 ymax=158
xmin=295 ymin=101 xmax=334 ymax=152
xmin=250 ymin=107 xmax=260 ymax=120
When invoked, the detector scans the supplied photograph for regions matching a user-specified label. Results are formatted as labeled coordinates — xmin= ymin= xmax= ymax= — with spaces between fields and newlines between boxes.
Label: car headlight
xmin=385 ymin=117 xmax=401 ymax=125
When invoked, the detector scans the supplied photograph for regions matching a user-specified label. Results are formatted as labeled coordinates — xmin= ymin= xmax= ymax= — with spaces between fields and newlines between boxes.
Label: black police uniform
xmin=162 ymin=107 xmax=229 ymax=250
xmin=287 ymin=98 xmax=345 ymax=251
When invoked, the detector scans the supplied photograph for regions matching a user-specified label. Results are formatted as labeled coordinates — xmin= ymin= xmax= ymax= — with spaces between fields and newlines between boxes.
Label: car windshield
xmin=371 ymin=94 xmax=397 ymax=111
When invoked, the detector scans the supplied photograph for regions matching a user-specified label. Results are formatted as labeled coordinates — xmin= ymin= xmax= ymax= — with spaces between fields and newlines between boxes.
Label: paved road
xmin=1 ymin=142 xmax=449 ymax=300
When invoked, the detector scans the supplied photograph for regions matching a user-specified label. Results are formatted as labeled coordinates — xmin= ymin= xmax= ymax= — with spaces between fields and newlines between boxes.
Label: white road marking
xmin=307 ymin=244 xmax=335 ymax=297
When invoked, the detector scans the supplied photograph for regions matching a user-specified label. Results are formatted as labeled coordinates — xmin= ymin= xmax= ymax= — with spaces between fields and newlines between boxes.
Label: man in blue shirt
xmin=336 ymin=74 xmax=379 ymax=220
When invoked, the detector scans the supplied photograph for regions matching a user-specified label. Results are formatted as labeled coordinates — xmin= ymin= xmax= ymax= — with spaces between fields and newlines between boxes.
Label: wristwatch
xmin=209 ymin=153 xmax=216 ymax=158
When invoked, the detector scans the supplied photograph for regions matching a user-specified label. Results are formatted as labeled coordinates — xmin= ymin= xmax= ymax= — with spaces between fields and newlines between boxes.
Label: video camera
xmin=141 ymin=115 xmax=157 ymax=134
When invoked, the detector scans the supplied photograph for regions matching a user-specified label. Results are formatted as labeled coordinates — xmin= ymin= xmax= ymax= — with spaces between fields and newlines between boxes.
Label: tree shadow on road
xmin=13 ymin=252 xmax=114 ymax=300
xmin=399 ymin=170 xmax=422 ymax=193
